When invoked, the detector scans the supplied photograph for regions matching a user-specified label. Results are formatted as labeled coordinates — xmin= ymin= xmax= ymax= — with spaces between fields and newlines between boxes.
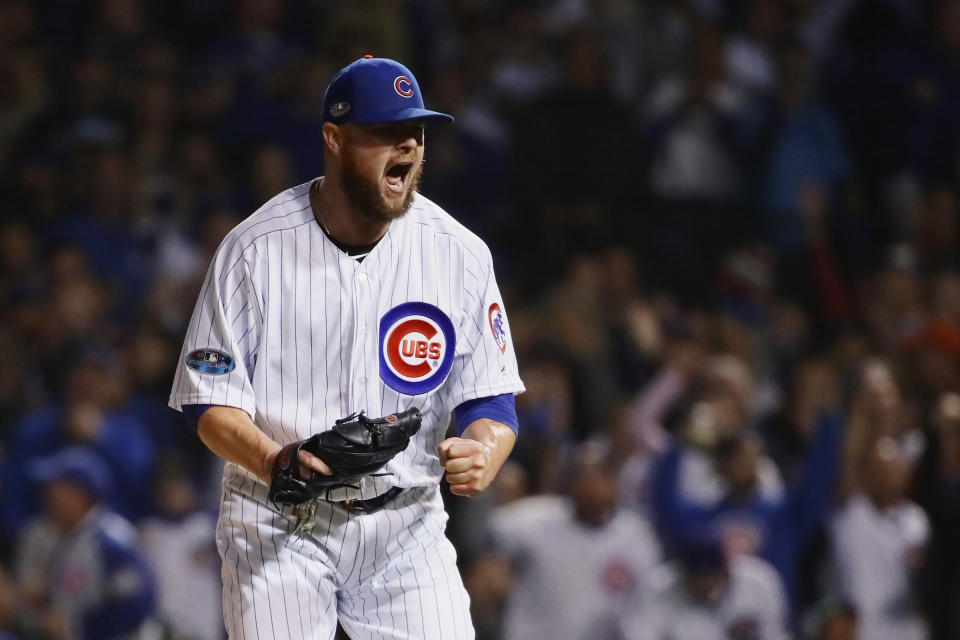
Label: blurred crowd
xmin=1 ymin=0 xmax=959 ymax=639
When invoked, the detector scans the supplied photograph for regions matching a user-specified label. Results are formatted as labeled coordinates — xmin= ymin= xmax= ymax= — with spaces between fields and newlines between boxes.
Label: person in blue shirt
xmin=1 ymin=356 xmax=155 ymax=536
xmin=651 ymin=405 xmax=843 ymax=616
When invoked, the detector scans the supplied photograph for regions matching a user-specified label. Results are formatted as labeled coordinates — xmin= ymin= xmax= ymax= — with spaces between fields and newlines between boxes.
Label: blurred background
xmin=1 ymin=0 xmax=959 ymax=639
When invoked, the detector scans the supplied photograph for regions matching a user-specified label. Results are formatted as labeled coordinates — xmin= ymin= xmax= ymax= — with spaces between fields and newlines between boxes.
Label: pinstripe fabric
xmin=171 ymin=179 xmax=520 ymax=638
xmin=170 ymin=180 xmax=524 ymax=498
xmin=217 ymin=478 xmax=472 ymax=639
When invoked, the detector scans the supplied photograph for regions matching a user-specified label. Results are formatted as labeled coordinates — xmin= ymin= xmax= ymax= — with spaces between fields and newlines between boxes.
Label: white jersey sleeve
xmin=168 ymin=233 xmax=260 ymax=419
xmin=446 ymin=242 xmax=524 ymax=407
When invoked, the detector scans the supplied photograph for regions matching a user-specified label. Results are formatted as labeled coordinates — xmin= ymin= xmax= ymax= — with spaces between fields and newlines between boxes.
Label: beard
xmin=340 ymin=149 xmax=423 ymax=223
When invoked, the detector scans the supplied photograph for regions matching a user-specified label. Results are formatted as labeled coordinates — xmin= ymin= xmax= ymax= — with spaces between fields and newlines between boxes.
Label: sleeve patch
xmin=185 ymin=349 xmax=236 ymax=375
xmin=488 ymin=303 xmax=508 ymax=353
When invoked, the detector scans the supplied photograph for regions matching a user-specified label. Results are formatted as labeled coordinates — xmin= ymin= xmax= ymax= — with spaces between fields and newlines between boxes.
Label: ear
xmin=322 ymin=122 xmax=343 ymax=156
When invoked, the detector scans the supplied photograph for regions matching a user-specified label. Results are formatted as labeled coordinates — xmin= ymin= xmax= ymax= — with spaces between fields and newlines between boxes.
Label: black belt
xmin=339 ymin=486 xmax=404 ymax=513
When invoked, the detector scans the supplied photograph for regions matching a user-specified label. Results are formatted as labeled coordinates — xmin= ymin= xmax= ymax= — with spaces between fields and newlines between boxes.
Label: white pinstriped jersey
xmin=169 ymin=178 xmax=525 ymax=501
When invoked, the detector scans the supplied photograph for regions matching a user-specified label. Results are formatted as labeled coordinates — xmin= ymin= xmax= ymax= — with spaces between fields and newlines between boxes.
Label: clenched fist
xmin=437 ymin=437 xmax=496 ymax=496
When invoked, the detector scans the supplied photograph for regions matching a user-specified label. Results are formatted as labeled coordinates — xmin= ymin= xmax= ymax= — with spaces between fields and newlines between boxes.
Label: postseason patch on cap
xmin=186 ymin=348 xmax=236 ymax=375
xmin=329 ymin=101 xmax=350 ymax=117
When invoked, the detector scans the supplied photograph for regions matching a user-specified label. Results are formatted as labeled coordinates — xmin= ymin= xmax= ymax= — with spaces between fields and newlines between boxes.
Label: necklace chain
xmin=310 ymin=179 xmax=333 ymax=237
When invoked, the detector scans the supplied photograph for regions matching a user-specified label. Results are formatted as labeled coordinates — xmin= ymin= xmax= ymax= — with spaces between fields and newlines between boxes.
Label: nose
xmin=394 ymin=124 xmax=424 ymax=150
xmin=396 ymin=133 xmax=421 ymax=152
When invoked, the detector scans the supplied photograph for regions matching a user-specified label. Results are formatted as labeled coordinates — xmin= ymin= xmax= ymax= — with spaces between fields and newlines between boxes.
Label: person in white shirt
xmin=16 ymin=448 xmax=158 ymax=640
xmin=489 ymin=443 xmax=662 ymax=640
xmin=139 ymin=463 xmax=222 ymax=640
xmin=830 ymin=436 xmax=930 ymax=640
xmin=623 ymin=534 xmax=791 ymax=640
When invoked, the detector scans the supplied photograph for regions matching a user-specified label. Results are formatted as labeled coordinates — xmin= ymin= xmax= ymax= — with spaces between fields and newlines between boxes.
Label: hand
xmin=437 ymin=437 xmax=495 ymax=496
xmin=262 ymin=446 xmax=332 ymax=486
xmin=297 ymin=450 xmax=332 ymax=481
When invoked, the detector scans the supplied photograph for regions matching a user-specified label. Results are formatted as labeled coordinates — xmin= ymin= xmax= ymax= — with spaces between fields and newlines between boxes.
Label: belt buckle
xmin=341 ymin=500 xmax=366 ymax=514
xmin=340 ymin=487 xmax=401 ymax=514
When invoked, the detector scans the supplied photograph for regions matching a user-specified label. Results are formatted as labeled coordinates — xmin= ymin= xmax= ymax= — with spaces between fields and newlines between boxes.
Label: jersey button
xmin=357 ymin=273 xmax=367 ymax=282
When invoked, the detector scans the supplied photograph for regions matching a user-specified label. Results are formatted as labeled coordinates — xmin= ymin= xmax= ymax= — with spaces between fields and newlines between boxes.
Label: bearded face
xmin=338 ymin=123 xmax=425 ymax=223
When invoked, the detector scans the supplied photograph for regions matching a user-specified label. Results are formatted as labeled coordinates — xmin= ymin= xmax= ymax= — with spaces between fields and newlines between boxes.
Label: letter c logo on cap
xmin=394 ymin=76 xmax=414 ymax=98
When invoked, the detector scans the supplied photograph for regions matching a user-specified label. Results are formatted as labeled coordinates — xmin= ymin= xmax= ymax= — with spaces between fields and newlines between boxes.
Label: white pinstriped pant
xmin=215 ymin=475 xmax=474 ymax=640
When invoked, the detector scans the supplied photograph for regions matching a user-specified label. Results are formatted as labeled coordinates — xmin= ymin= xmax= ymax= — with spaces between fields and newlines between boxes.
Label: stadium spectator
xmin=139 ymin=460 xmax=221 ymax=640
xmin=623 ymin=533 xmax=791 ymax=640
xmin=916 ymin=391 xmax=960 ymax=640
xmin=830 ymin=436 xmax=930 ymax=640
xmin=651 ymin=399 xmax=842 ymax=611
xmin=487 ymin=443 xmax=661 ymax=640
xmin=1 ymin=356 xmax=155 ymax=535
xmin=14 ymin=448 xmax=157 ymax=640
xmin=839 ymin=358 xmax=924 ymax=502
xmin=0 ymin=565 xmax=21 ymax=640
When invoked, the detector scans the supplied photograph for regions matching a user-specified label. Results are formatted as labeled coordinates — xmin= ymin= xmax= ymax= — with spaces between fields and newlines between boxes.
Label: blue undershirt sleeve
xmin=452 ymin=393 xmax=518 ymax=436
xmin=181 ymin=404 xmax=214 ymax=430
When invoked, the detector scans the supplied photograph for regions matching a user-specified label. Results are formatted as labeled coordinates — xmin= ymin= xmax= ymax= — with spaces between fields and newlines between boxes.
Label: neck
xmin=54 ymin=503 xmax=96 ymax=533
xmin=869 ymin=493 xmax=898 ymax=512
xmin=313 ymin=176 xmax=391 ymax=247
xmin=726 ymin=483 xmax=756 ymax=504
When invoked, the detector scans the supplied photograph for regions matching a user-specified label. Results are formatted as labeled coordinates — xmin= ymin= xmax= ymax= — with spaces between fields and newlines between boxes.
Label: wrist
xmin=478 ymin=440 xmax=494 ymax=466
xmin=259 ymin=443 xmax=283 ymax=485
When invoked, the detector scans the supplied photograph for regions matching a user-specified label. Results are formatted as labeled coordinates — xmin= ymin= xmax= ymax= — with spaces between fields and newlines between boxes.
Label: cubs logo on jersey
xmin=379 ymin=302 xmax=456 ymax=395
xmin=488 ymin=303 xmax=508 ymax=353
xmin=600 ymin=560 xmax=637 ymax=595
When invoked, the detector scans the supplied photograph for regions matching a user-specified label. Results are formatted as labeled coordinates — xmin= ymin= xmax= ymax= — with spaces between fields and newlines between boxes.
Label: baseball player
xmin=168 ymin=56 xmax=524 ymax=640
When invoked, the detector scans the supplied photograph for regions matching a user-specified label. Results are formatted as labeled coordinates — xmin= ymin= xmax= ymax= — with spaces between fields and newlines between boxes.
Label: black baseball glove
xmin=268 ymin=408 xmax=422 ymax=506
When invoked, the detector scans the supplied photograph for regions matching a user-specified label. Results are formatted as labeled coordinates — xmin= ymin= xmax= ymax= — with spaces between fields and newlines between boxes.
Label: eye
xmin=371 ymin=124 xmax=424 ymax=144
xmin=407 ymin=127 xmax=425 ymax=145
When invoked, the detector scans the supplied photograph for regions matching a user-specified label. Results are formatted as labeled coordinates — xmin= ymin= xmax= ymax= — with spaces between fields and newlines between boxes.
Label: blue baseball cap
xmin=32 ymin=447 xmax=114 ymax=500
xmin=321 ymin=56 xmax=453 ymax=125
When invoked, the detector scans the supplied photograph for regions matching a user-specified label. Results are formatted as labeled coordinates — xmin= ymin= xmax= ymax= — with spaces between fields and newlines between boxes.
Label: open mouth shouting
xmin=384 ymin=161 xmax=415 ymax=194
